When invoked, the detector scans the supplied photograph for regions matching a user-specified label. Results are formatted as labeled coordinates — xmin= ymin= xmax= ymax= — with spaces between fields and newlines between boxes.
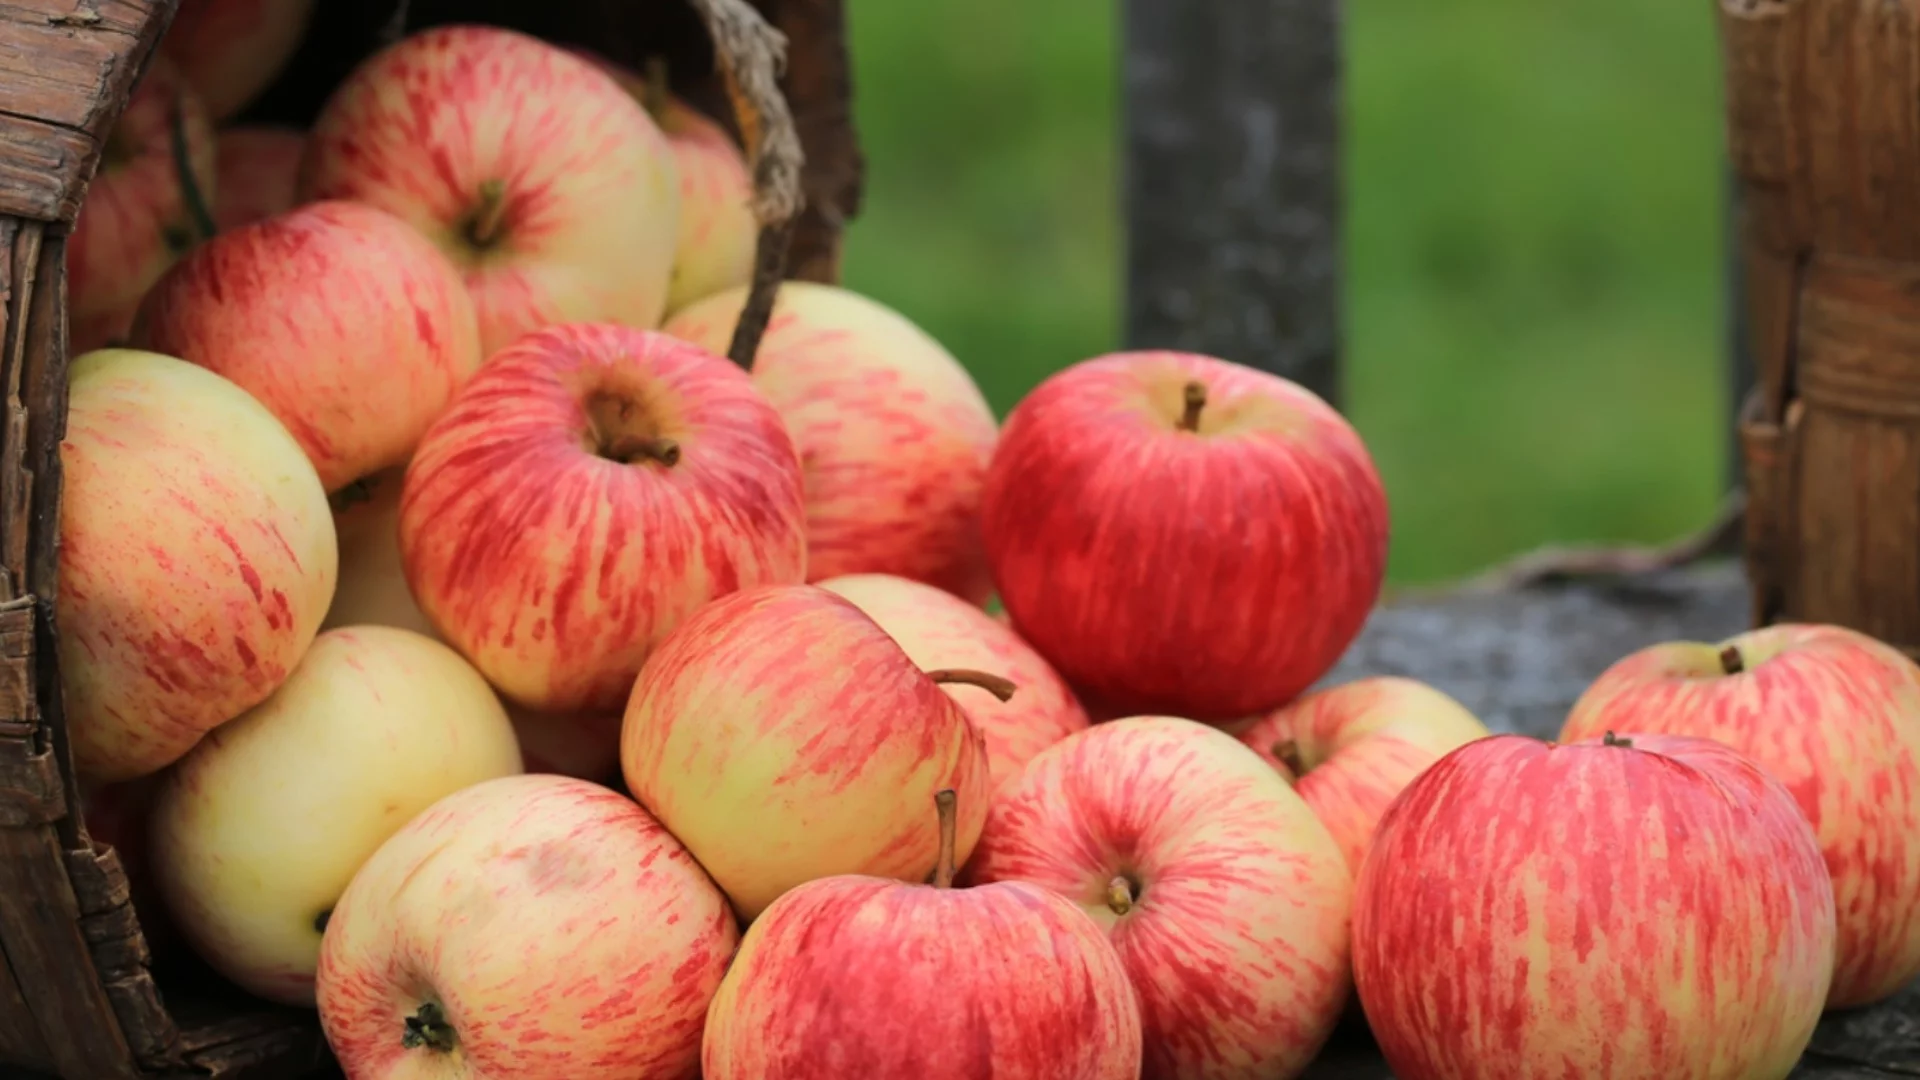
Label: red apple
xmin=665 ymin=283 xmax=1001 ymax=604
xmin=963 ymin=716 xmax=1352 ymax=1080
xmin=704 ymin=789 xmax=1142 ymax=1079
xmin=980 ymin=351 xmax=1388 ymax=722
xmin=819 ymin=572 xmax=1089 ymax=792
xmin=1236 ymin=676 xmax=1490 ymax=870
xmin=133 ymin=200 xmax=484 ymax=495
xmin=317 ymin=773 xmax=737 ymax=1080
xmin=1355 ymin=732 xmax=1837 ymax=1078
xmin=160 ymin=0 xmax=316 ymax=120
xmin=399 ymin=322 xmax=806 ymax=714
xmin=1560 ymin=622 xmax=1920 ymax=1009
xmin=622 ymin=584 xmax=993 ymax=920
xmin=67 ymin=56 xmax=217 ymax=353
xmin=300 ymin=25 xmax=681 ymax=355
xmin=211 ymin=126 xmax=306 ymax=231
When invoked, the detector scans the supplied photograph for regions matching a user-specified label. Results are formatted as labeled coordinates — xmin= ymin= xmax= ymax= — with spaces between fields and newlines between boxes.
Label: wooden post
xmin=1725 ymin=162 xmax=1753 ymax=493
xmin=1120 ymin=0 xmax=1342 ymax=404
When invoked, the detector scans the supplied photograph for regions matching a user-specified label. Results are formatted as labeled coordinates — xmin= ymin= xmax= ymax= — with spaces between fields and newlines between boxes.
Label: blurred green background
xmin=838 ymin=0 xmax=1729 ymax=585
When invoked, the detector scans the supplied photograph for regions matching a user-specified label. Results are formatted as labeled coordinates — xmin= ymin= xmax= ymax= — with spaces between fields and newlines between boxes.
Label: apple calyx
xmin=463 ymin=179 xmax=511 ymax=250
xmin=932 ymin=788 xmax=959 ymax=890
xmin=1719 ymin=644 xmax=1745 ymax=675
xmin=1602 ymin=730 xmax=1634 ymax=749
xmin=1270 ymin=738 xmax=1306 ymax=777
xmin=925 ymin=668 xmax=1018 ymax=703
xmin=1105 ymin=875 xmax=1136 ymax=916
xmin=585 ymin=392 xmax=682 ymax=467
xmin=1175 ymin=381 xmax=1208 ymax=433
xmin=401 ymin=1000 xmax=458 ymax=1054
xmin=313 ymin=908 xmax=331 ymax=934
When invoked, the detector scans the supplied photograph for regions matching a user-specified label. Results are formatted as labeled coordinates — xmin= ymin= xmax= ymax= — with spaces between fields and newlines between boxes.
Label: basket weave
xmin=1724 ymin=0 xmax=1920 ymax=657
xmin=0 ymin=1 xmax=860 ymax=1075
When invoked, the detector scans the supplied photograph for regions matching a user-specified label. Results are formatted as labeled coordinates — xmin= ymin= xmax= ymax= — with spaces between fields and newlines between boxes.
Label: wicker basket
xmin=1723 ymin=0 xmax=1920 ymax=657
xmin=0 ymin=1 xmax=860 ymax=1075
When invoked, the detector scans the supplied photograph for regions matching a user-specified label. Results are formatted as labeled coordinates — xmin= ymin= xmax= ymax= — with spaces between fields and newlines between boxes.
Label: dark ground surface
xmin=1301 ymin=561 xmax=1920 ymax=1078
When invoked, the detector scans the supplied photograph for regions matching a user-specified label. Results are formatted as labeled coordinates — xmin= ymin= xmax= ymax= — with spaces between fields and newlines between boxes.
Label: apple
xmin=132 ymin=199 xmax=485 ymax=495
xmin=1355 ymin=731 xmax=1837 ymax=1078
xmin=962 ymin=715 xmax=1352 ymax=1080
xmin=58 ymin=349 xmax=336 ymax=784
xmin=322 ymin=467 xmax=437 ymax=639
xmin=704 ymin=788 xmax=1142 ymax=1079
xmin=1560 ymin=622 xmax=1920 ymax=1009
xmin=160 ymin=0 xmax=317 ymax=120
xmin=67 ymin=56 xmax=217 ymax=354
xmin=622 ymin=583 xmax=993 ymax=920
xmin=664 ymin=283 xmax=1000 ymax=604
xmin=211 ymin=126 xmax=306 ymax=231
xmin=399 ymin=322 xmax=807 ymax=714
xmin=1236 ymin=676 xmax=1490 ymax=871
xmin=300 ymin=25 xmax=681 ymax=355
xmin=979 ymin=350 xmax=1389 ymax=722
xmin=510 ymin=705 xmax=624 ymax=783
xmin=581 ymin=53 xmax=758 ymax=314
xmin=317 ymin=773 xmax=738 ymax=1080
xmin=818 ymin=572 xmax=1089 ymax=792
xmin=148 ymin=626 xmax=522 ymax=1006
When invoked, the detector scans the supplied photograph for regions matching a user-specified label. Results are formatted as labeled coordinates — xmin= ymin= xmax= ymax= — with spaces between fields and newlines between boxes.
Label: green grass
xmin=839 ymin=0 xmax=1729 ymax=585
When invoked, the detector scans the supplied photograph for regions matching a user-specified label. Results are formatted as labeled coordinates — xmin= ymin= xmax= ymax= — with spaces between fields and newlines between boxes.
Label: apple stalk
xmin=926 ymin=669 xmax=1018 ymax=703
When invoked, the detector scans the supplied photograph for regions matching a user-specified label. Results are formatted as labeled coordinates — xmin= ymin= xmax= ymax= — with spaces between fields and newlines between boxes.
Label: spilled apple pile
xmin=54 ymin=8 xmax=1920 ymax=1080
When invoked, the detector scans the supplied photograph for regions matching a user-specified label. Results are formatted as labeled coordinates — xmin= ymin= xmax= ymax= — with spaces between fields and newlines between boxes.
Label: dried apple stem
xmin=1602 ymin=731 xmax=1634 ymax=749
xmin=1719 ymin=645 xmax=1745 ymax=675
xmin=169 ymin=95 xmax=216 ymax=244
xmin=465 ymin=180 xmax=509 ymax=248
xmin=926 ymin=669 xmax=1017 ymax=703
xmin=933 ymin=788 xmax=958 ymax=890
xmin=1106 ymin=875 xmax=1134 ymax=916
xmin=1176 ymin=381 xmax=1207 ymax=432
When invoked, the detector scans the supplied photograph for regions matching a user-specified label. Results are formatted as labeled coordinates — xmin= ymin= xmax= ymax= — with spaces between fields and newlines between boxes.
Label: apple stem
xmin=1105 ymin=875 xmax=1134 ymax=916
xmin=933 ymin=788 xmax=958 ymax=890
xmin=169 ymin=93 xmax=216 ymax=246
xmin=1271 ymin=738 xmax=1306 ymax=777
xmin=926 ymin=669 xmax=1017 ymax=703
xmin=643 ymin=55 xmax=674 ymax=120
xmin=1602 ymin=730 xmax=1634 ymax=749
xmin=1719 ymin=645 xmax=1745 ymax=675
xmin=604 ymin=434 xmax=682 ymax=468
xmin=401 ymin=1001 xmax=458 ymax=1054
xmin=465 ymin=180 xmax=510 ymax=249
xmin=1176 ymin=381 xmax=1208 ymax=432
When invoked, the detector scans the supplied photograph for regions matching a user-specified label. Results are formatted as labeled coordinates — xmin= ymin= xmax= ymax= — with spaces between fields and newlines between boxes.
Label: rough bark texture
xmin=1120 ymin=0 xmax=1342 ymax=403
xmin=1722 ymin=0 xmax=1920 ymax=658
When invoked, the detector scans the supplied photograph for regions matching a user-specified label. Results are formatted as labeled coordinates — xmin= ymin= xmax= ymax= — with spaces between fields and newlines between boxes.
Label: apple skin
xmin=1354 ymin=732 xmax=1837 ymax=1080
xmin=1560 ymin=622 xmax=1920 ymax=1010
xmin=1236 ymin=676 xmax=1490 ymax=871
xmin=399 ymin=322 xmax=807 ymax=714
xmin=316 ymin=773 xmax=738 ymax=1080
xmin=962 ymin=715 xmax=1352 ymax=1080
xmin=211 ymin=126 xmax=306 ymax=231
xmin=160 ymin=0 xmax=316 ymax=120
xmin=67 ymin=56 xmax=217 ymax=354
xmin=818 ymin=572 xmax=1089 ymax=792
xmin=323 ymin=467 xmax=437 ymax=639
xmin=148 ymin=626 xmax=522 ymax=1006
xmin=300 ymin=25 xmax=681 ymax=355
xmin=622 ymin=584 xmax=992 ymax=920
xmin=132 ymin=200 xmax=485 ymax=494
xmin=704 ymin=875 xmax=1142 ymax=1078
xmin=980 ymin=350 xmax=1388 ymax=722
xmin=58 ymin=349 xmax=337 ymax=784
xmin=665 ymin=282 xmax=1000 ymax=604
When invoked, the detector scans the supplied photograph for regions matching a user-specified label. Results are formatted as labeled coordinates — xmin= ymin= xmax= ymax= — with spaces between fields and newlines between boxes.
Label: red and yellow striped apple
xmin=400 ymin=322 xmax=806 ymax=714
xmin=58 ymin=349 xmax=336 ymax=783
xmin=149 ymin=626 xmax=522 ymax=1006
xmin=963 ymin=716 xmax=1352 ymax=1080
xmin=704 ymin=789 xmax=1142 ymax=1079
xmin=1354 ymin=732 xmax=1837 ymax=1079
xmin=980 ymin=351 xmax=1388 ymax=723
xmin=622 ymin=584 xmax=993 ymax=920
xmin=665 ymin=282 xmax=1000 ymax=604
xmin=67 ymin=57 xmax=216 ymax=353
xmin=211 ymin=126 xmax=305 ymax=231
xmin=160 ymin=0 xmax=316 ymax=120
xmin=819 ymin=572 xmax=1089 ymax=792
xmin=1561 ymin=622 xmax=1920 ymax=1009
xmin=301 ymin=25 xmax=681 ymax=355
xmin=317 ymin=774 xmax=737 ymax=1080
xmin=133 ymin=200 xmax=484 ymax=495
xmin=1237 ymin=676 xmax=1490 ymax=870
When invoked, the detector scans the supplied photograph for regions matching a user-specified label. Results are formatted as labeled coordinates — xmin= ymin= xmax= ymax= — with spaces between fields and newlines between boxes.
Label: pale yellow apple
xmin=59 ymin=349 xmax=337 ymax=784
xmin=322 ymin=467 xmax=437 ymax=640
xmin=148 ymin=625 xmax=522 ymax=1006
